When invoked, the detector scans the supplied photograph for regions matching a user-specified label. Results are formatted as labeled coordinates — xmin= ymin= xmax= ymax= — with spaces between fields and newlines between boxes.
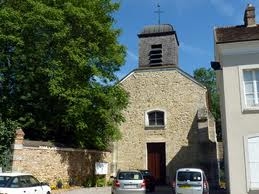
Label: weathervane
xmin=154 ymin=3 xmax=163 ymax=25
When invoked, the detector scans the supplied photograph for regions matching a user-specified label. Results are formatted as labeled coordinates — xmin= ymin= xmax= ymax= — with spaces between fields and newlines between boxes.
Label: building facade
xmin=213 ymin=4 xmax=259 ymax=194
xmin=113 ymin=24 xmax=219 ymax=186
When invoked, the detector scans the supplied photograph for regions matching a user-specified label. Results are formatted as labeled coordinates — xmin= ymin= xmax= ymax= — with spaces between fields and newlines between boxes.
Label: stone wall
xmin=116 ymin=68 xmax=218 ymax=185
xmin=12 ymin=129 xmax=112 ymax=187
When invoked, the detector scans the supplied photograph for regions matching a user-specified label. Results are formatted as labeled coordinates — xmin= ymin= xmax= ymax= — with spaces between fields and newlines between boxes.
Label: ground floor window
xmin=247 ymin=136 xmax=259 ymax=189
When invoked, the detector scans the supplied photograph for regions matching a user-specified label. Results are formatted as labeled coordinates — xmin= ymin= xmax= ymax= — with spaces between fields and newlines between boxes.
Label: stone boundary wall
xmin=11 ymin=128 xmax=112 ymax=187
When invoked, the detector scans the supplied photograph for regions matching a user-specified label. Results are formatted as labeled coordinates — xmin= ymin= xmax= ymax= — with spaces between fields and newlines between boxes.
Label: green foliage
xmin=96 ymin=176 xmax=106 ymax=187
xmin=83 ymin=176 xmax=96 ymax=187
xmin=83 ymin=175 xmax=106 ymax=187
xmin=0 ymin=120 xmax=19 ymax=171
xmin=107 ymin=179 xmax=113 ymax=186
xmin=0 ymin=0 xmax=128 ymax=149
xmin=56 ymin=179 xmax=63 ymax=189
xmin=194 ymin=67 xmax=222 ymax=140
xmin=194 ymin=68 xmax=220 ymax=120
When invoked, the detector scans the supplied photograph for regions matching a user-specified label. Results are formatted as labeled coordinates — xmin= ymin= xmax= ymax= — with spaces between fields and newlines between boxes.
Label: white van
xmin=173 ymin=168 xmax=209 ymax=194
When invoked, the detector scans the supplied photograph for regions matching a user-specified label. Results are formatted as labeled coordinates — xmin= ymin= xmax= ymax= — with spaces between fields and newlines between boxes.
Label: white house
xmin=212 ymin=4 xmax=259 ymax=194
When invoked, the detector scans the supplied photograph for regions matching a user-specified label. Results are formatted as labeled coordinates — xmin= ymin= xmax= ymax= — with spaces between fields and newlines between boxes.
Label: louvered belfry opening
xmin=149 ymin=44 xmax=162 ymax=66
xmin=138 ymin=24 xmax=179 ymax=68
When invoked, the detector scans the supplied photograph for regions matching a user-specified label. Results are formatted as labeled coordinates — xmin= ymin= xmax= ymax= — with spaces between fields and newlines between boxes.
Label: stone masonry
xmin=114 ymin=67 xmax=217 ymax=184
xmin=12 ymin=129 xmax=112 ymax=187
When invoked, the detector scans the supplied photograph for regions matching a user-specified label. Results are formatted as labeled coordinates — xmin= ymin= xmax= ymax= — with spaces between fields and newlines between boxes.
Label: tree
xmin=0 ymin=120 xmax=18 ymax=171
xmin=0 ymin=0 xmax=128 ymax=150
xmin=193 ymin=67 xmax=221 ymax=141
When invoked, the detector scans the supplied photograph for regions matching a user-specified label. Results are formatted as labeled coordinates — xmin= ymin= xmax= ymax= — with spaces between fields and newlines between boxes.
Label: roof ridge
xmin=215 ymin=24 xmax=259 ymax=30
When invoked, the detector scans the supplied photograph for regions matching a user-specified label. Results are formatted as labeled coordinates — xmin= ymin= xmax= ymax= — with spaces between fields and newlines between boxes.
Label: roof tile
xmin=215 ymin=24 xmax=259 ymax=43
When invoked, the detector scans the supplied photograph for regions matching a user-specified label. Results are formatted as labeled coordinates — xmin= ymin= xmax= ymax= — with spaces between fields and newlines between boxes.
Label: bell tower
xmin=138 ymin=24 xmax=179 ymax=68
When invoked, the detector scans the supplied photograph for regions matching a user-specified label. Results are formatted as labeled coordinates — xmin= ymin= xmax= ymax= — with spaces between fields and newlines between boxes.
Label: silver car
xmin=173 ymin=168 xmax=209 ymax=194
xmin=111 ymin=170 xmax=146 ymax=194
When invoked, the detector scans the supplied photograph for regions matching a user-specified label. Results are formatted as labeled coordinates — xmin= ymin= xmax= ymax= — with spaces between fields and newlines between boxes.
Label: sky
xmin=113 ymin=0 xmax=259 ymax=79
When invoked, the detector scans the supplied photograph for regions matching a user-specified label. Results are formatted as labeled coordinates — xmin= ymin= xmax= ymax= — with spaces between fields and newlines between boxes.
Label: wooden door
xmin=147 ymin=143 xmax=166 ymax=184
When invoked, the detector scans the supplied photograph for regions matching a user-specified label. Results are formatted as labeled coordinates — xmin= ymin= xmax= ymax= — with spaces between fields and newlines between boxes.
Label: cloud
xmin=209 ymin=0 xmax=235 ymax=17
xmin=180 ymin=42 xmax=210 ymax=56
xmin=126 ymin=50 xmax=138 ymax=61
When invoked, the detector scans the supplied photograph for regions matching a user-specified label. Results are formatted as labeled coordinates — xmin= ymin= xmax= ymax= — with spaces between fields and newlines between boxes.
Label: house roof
xmin=215 ymin=24 xmax=259 ymax=44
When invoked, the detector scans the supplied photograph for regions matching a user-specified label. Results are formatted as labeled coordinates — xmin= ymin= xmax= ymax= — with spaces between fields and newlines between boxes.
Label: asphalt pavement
xmin=53 ymin=185 xmax=173 ymax=194
xmin=52 ymin=186 xmax=227 ymax=194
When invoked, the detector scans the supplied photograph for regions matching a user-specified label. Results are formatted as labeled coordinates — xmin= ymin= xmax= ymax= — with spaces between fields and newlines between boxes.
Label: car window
xmin=0 ymin=176 xmax=11 ymax=187
xmin=20 ymin=176 xmax=31 ymax=187
xmin=29 ymin=176 xmax=40 ymax=186
xmin=177 ymin=171 xmax=202 ymax=182
xmin=19 ymin=176 xmax=40 ymax=187
xmin=10 ymin=177 xmax=20 ymax=188
xmin=118 ymin=172 xmax=142 ymax=180
xmin=140 ymin=170 xmax=151 ymax=176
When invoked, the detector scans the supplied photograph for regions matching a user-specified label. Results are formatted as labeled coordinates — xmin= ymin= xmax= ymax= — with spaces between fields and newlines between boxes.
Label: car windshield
xmin=118 ymin=172 xmax=142 ymax=180
xmin=177 ymin=171 xmax=202 ymax=182
xmin=0 ymin=176 xmax=11 ymax=187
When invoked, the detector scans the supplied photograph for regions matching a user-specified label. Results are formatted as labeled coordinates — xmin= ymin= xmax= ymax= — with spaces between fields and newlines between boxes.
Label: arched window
xmin=147 ymin=110 xmax=165 ymax=126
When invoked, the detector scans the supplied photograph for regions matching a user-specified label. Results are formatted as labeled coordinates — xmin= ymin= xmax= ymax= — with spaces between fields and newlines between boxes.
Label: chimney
xmin=244 ymin=4 xmax=256 ymax=27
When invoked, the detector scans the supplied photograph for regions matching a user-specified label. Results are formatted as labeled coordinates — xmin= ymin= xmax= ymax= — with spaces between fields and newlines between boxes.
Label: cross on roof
xmin=154 ymin=3 xmax=164 ymax=25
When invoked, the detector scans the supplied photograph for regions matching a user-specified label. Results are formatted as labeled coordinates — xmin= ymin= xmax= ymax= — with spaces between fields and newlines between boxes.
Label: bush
xmin=83 ymin=176 xmax=96 ymax=187
xmin=56 ymin=179 xmax=63 ymax=189
xmin=83 ymin=176 xmax=106 ymax=187
xmin=96 ymin=176 xmax=106 ymax=187
xmin=107 ymin=179 xmax=113 ymax=186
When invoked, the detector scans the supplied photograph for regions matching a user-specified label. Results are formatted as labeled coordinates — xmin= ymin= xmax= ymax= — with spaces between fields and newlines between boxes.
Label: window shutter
xmin=248 ymin=136 xmax=259 ymax=189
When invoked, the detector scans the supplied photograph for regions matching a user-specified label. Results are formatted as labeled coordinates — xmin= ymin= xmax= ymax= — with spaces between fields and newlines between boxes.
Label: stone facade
xmin=11 ymin=129 xmax=112 ymax=187
xmin=114 ymin=68 xmax=218 ymax=185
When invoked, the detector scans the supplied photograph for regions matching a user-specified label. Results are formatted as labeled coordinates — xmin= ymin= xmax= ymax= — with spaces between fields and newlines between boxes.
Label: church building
xmin=112 ymin=24 xmax=219 ymax=187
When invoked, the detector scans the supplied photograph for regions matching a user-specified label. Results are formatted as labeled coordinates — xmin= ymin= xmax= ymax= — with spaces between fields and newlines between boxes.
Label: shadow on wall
xmin=56 ymin=149 xmax=106 ymax=186
xmin=166 ymin=114 xmax=219 ymax=189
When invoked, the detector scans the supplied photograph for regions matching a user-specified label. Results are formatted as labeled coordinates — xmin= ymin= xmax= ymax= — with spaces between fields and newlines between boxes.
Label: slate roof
xmin=215 ymin=24 xmax=259 ymax=44
xmin=138 ymin=24 xmax=179 ymax=45
xmin=139 ymin=24 xmax=174 ymax=35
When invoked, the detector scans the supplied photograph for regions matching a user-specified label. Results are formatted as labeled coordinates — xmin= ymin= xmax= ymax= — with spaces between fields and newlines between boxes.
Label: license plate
xmin=124 ymin=184 xmax=137 ymax=189
xmin=179 ymin=185 xmax=191 ymax=188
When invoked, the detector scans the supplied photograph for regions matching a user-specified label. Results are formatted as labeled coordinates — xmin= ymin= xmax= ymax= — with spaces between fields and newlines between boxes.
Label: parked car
xmin=0 ymin=172 xmax=51 ymax=194
xmin=138 ymin=169 xmax=155 ymax=192
xmin=172 ymin=168 xmax=209 ymax=194
xmin=111 ymin=170 xmax=146 ymax=194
